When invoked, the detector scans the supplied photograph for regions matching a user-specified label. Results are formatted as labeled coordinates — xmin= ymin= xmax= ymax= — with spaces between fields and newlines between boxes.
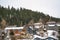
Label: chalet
xmin=46 ymin=21 xmax=58 ymax=31
xmin=46 ymin=21 xmax=56 ymax=26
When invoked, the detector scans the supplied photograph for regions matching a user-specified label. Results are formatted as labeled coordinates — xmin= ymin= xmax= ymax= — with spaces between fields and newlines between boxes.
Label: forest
xmin=0 ymin=5 xmax=60 ymax=26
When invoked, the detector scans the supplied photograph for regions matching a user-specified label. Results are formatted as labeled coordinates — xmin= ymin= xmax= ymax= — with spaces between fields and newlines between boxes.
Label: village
xmin=0 ymin=0 xmax=60 ymax=40
xmin=0 ymin=18 xmax=60 ymax=40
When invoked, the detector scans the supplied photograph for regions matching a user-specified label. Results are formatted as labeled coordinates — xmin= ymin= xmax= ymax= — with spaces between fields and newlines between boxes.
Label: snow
xmin=5 ymin=27 xmax=24 ymax=30
xmin=33 ymin=30 xmax=58 ymax=39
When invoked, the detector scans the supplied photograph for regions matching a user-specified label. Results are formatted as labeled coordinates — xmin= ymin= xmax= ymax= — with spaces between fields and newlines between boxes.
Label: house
xmin=46 ymin=21 xmax=56 ymax=26
xmin=46 ymin=21 xmax=58 ymax=31
xmin=33 ymin=30 xmax=58 ymax=40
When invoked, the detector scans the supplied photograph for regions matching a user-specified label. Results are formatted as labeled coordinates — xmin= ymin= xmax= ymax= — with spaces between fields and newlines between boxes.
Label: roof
xmin=5 ymin=27 xmax=24 ymax=30
xmin=47 ymin=30 xmax=58 ymax=39
xmin=48 ymin=24 xmax=55 ymax=26
xmin=33 ymin=30 xmax=58 ymax=39
xmin=46 ymin=21 xmax=56 ymax=24
xmin=56 ymin=23 xmax=60 ymax=26
xmin=33 ymin=35 xmax=47 ymax=39
xmin=34 ymin=23 xmax=43 ymax=25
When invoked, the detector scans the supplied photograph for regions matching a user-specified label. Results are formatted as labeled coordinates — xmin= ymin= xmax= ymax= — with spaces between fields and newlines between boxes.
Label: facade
xmin=46 ymin=21 xmax=58 ymax=31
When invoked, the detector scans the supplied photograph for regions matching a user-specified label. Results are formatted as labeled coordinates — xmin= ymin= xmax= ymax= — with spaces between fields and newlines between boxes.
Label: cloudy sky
xmin=0 ymin=0 xmax=60 ymax=18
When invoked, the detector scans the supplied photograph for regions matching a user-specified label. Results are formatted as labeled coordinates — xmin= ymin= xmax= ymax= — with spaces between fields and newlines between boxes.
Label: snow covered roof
xmin=48 ymin=24 xmax=55 ymax=26
xmin=5 ymin=27 xmax=24 ymax=30
xmin=33 ymin=35 xmax=48 ymax=39
xmin=56 ymin=23 xmax=60 ymax=26
xmin=34 ymin=23 xmax=43 ymax=25
xmin=33 ymin=30 xmax=58 ymax=39
xmin=47 ymin=30 xmax=58 ymax=39
xmin=47 ymin=21 xmax=56 ymax=24
xmin=48 ymin=30 xmax=58 ymax=36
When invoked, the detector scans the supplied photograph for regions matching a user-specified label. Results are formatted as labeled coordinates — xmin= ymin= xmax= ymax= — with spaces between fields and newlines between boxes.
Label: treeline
xmin=0 ymin=5 xmax=60 ymax=26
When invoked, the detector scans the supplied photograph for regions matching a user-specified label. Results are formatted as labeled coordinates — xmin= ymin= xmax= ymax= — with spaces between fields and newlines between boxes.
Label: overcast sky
xmin=0 ymin=0 xmax=60 ymax=18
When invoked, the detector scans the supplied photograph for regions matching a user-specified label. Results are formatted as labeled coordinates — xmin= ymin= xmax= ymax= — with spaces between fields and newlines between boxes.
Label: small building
xmin=34 ymin=23 xmax=44 ymax=29
xmin=33 ymin=30 xmax=58 ymax=40
xmin=46 ymin=21 xmax=56 ymax=26
xmin=46 ymin=21 xmax=58 ymax=31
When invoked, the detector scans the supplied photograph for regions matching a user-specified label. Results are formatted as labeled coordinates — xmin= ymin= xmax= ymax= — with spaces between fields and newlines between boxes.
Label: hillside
xmin=0 ymin=5 xmax=60 ymax=26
